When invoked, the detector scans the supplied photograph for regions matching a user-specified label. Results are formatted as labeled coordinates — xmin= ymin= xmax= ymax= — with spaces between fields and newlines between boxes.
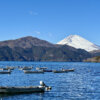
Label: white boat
xmin=0 ymin=81 xmax=51 ymax=94
xmin=36 ymin=67 xmax=47 ymax=70
xmin=24 ymin=70 xmax=44 ymax=74
xmin=6 ymin=66 xmax=15 ymax=70
xmin=53 ymin=68 xmax=75 ymax=73
xmin=19 ymin=67 xmax=33 ymax=70
xmin=0 ymin=70 xmax=11 ymax=74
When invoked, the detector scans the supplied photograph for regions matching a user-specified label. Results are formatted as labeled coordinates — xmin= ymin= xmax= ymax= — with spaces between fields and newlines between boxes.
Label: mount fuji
xmin=57 ymin=35 xmax=100 ymax=52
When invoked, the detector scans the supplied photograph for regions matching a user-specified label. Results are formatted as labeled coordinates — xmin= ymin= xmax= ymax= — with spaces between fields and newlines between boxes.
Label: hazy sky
xmin=0 ymin=0 xmax=100 ymax=45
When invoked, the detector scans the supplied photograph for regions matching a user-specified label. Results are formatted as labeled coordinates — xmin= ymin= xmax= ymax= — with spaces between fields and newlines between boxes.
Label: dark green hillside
xmin=0 ymin=44 xmax=91 ymax=61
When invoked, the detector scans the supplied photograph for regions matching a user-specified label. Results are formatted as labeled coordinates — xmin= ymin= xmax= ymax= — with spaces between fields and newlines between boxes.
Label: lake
xmin=0 ymin=61 xmax=100 ymax=100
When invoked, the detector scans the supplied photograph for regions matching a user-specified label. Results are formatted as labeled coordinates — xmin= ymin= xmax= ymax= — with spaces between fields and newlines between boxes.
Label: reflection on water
xmin=0 ymin=62 xmax=100 ymax=100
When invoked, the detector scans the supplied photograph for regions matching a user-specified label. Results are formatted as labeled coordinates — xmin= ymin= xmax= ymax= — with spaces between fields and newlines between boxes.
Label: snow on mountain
xmin=57 ymin=35 xmax=100 ymax=52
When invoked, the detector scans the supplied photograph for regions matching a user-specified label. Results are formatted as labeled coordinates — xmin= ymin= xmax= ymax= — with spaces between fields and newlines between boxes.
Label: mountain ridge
xmin=0 ymin=36 xmax=55 ymax=49
xmin=0 ymin=36 xmax=91 ymax=61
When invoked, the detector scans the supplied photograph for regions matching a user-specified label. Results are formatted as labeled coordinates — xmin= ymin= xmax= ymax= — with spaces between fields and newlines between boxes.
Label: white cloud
xmin=34 ymin=31 xmax=41 ymax=35
xmin=33 ymin=12 xmax=38 ymax=16
xmin=29 ymin=11 xmax=38 ymax=16
xmin=29 ymin=11 xmax=33 ymax=15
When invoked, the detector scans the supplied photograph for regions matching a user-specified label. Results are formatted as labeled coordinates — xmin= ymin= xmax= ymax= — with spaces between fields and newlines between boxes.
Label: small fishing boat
xmin=24 ymin=70 xmax=44 ymax=74
xmin=19 ymin=67 xmax=33 ymax=70
xmin=53 ymin=70 xmax=66 ymax=73
xmin=0 ymin=70 xmax=11 ymax=74
xmin=0 ymin=81 xmax=51 ymax=94
xmin=42 ymin=69 xmax=52 ymax=72
xmin=53 ymin=68 xmax=75 ymax=73
xmin=0 ymin=68 xmax=13 ymax=70
xmin=36 ymin=67 xmax=47 ymax=70
xmin=6 ymin=66 xmax=15 ymax=70
xmin=62 ymin=68 xmax=74 ymax=72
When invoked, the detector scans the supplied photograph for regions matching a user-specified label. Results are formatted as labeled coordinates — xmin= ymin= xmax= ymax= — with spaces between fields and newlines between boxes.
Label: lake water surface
xmin=0 ymin=62 xmax=100 ymax=100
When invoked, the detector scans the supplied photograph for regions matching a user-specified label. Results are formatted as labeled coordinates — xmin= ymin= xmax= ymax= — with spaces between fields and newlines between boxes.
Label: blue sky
xmin=0 ymin=0 xmax=100 ymax=45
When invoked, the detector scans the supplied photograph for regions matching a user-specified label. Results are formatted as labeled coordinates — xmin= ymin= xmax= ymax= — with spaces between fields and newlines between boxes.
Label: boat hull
xmin=0 ymin=86 xmax=45 ymax=94
xmin=43 ymin=70 xmax=52 ymax=72
xmin=53 ymin=71 xmax=68 ymax=73
xmin=24 ymin=71 xmax=44 ymax=74
xmin=53 ymin=69 xmax=74 ymax=73
xmin=0 ymin=71 xmax=11 ymax=74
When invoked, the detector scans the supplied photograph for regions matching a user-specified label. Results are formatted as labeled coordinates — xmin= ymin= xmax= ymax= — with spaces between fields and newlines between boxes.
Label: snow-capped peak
xmin=57 ymin=35 xmax=100 ymax=52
